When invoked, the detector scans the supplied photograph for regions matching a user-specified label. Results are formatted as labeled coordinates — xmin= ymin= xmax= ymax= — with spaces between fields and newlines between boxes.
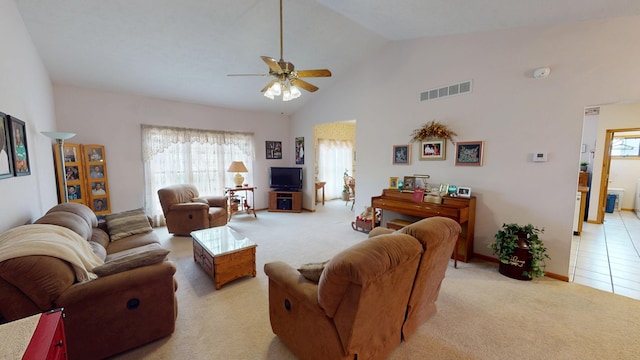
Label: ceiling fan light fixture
xmin=282 ymin=88 xmax=293 ymax=101
xmin=263 ymin=91 xmax=275 ymax=100
xmin=290 ymin=86 xmax=301 ymax=99
xmin=270 ymin=82 xmax=282 ymax=96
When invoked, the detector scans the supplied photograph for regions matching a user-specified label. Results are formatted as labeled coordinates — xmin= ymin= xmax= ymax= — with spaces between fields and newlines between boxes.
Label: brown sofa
xmin=263 ymin=216 xmax=459 ymax=360
xmin=0 ymin=203 xmax=178 ymax=360
xmin=157 ymin=183 xmax=228 ymax=236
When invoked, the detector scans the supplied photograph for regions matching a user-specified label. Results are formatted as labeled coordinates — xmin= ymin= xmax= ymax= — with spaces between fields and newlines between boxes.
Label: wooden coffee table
xmin=191 ymin=226 xmax=257 ymax=290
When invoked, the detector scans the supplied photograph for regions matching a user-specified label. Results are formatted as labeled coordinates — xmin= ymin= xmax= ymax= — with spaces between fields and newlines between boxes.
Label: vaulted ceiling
xmin=15 ymin=0 xmax=640 ymax=115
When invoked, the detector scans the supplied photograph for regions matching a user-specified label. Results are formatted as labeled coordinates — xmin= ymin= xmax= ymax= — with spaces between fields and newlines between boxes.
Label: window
xmin=142 ymin=125 xmax=254 ymax=225
xmin=611 ymin=136 xmax=640 ymax=158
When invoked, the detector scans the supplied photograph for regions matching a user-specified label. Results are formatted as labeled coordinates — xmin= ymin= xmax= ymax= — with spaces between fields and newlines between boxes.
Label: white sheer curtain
xmin=141 ymin=125 xmax=254 ymax=226
xmin=317 ymin=139 xmax=353 ymax=199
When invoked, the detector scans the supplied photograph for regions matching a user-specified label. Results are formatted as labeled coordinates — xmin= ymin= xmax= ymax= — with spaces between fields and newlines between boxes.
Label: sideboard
xmin=371 ymin=189 xmax=476 ymax=263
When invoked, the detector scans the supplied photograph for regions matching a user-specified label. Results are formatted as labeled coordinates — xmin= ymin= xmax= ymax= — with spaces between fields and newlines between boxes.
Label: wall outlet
xmin=532 ymin=152 xmax=547 ymax=162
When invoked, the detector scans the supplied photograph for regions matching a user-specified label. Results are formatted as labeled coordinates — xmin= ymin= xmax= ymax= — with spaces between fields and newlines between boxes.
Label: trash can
xmin=606 ymin=194 xmax=617 ymax=213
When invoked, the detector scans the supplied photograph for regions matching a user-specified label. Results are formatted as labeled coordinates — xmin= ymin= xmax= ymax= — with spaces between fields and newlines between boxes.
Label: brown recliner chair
xmin=264 ymin=233 xmax=424 ymax=360
xmin=157 ymin=184 xmax=228 ymax=236
xmin=369 ymin=216 xmax=461 ymax=340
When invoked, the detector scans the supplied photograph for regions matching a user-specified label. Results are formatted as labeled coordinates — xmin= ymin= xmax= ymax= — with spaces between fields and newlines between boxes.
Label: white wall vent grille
xmin=584 ymin=107 xmax=600 ymax=116
xmin=420 ymin=80 xmax=472 ymax=102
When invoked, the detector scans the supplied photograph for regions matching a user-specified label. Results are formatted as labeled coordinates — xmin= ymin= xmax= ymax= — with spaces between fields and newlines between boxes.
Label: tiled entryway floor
xmin=570 ymin=210 xmax=640 ymax=300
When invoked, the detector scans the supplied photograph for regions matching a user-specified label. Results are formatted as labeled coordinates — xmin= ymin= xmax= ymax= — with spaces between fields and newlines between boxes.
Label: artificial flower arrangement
xmin=410 ymin=120 xmax=457 ymax=143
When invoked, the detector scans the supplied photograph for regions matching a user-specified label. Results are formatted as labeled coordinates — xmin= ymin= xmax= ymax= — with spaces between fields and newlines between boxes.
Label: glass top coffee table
xmin=190 ymin=226 xmax=257 ymax=290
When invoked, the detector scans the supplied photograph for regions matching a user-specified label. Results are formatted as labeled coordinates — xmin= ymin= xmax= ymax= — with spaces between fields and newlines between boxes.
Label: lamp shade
xmin=228 ymin=161 xmax=248 ymax=187
xmin=41 ymin=131 xmax=76 ymax=140
xmin=227 ymin=161 xmax=248 ymax=173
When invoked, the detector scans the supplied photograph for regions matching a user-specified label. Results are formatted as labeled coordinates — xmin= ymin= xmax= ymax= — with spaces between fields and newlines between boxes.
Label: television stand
xmin=269 ymin=190 xmax=302 ymax=212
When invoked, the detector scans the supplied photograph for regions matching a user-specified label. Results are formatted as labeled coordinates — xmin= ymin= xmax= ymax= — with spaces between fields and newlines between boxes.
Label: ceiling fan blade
xmin=261 ymin=79 xmax=278 ymax=93
xmin=227 ymin=73 xmax=268 ymax=76
xmin=291 ymin=78 xmax=319 ymax=92
xmin=296 ymin=69 xmax=332 ymax=78
xmin=261 ymin=56 xmax=283 ymax=74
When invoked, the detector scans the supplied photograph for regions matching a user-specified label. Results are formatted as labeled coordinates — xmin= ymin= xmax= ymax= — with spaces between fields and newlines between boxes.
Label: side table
xmin=225 ymin=186 xmax=257 ymax=220
xmin=315 ymin=181 xmax=326 ymax=205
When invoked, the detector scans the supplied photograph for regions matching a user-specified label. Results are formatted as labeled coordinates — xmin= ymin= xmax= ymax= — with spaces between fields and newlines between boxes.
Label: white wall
xmin=292 ymin=16 xmax=640 ymax=278
xmin=0 ymin=0 xmax=57 ymax=232
xmin=53 ymin=85 xmax=292 ymax=212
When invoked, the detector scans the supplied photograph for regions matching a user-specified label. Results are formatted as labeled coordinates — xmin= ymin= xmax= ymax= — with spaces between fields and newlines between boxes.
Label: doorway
xmin=313 ymin=121 xmax=356 ymax=201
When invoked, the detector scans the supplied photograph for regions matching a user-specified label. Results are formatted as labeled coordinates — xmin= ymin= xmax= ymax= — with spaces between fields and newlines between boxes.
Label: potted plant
xmin=489 ymin=223 xmax=549 ymax=280
xmin=342 ymin=169 xmax=350 ymax=201
xmin=580 ymin=162 xmax=588 ymax=171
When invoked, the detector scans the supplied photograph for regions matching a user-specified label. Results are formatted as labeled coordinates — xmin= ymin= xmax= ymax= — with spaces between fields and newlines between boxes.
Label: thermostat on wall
xmin=532 ymin=152 xmax=547 ymax=162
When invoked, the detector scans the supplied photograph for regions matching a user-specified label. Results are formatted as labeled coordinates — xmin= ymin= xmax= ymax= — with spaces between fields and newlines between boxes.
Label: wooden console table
xmin=315 ymin=181 xmax=326 ymax=205
xmin=225 ymin=187 xmax=257 ymax=220
xmin=371 ymin=189 xmax=476 ymax=263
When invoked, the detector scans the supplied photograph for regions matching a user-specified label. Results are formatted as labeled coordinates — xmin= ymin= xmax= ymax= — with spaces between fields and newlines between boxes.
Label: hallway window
xmin=318 ymin=139 xmax=353 ymax=199
xmin=611 ymin=136 xmax=640 ymax=158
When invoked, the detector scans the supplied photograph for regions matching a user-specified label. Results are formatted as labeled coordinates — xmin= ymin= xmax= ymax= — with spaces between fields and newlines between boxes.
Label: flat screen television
xmin=270 ymin=167 xmax=302 ymax=191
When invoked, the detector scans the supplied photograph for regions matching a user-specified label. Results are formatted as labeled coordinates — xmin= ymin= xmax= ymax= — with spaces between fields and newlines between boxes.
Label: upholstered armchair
xmin=369 ymin=216 xmax=461 ymax=339
xmin=264 ymin=233 xmax=423 ymax=360
xmin=157 ymin=184 xmax=228 ymax=236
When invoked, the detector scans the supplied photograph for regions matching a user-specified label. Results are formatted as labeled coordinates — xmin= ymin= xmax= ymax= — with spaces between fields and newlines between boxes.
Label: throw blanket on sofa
xmin=0 ymin=224 xmax=104 ymax=281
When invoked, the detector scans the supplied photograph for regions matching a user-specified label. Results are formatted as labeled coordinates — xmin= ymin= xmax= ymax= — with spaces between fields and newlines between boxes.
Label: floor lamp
xmin=42 ymin=131 xmax=76 ymax=203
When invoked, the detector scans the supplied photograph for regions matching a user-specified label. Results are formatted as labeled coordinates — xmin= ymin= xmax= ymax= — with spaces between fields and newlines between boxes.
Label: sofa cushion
xmin=93 ymin=243 xmax=169 ymax=277
xmin=297 ymin=261 xmax=329 ymax=282
xmin=0 ymin=256 xmax=75 ymax=310
xmin=35 ymin=212 xmax=93 ymax=242
xmin=105 ymin=208 xmax=153 ymax=241
xmin=89 ymin=241 xmax=107 ymax=261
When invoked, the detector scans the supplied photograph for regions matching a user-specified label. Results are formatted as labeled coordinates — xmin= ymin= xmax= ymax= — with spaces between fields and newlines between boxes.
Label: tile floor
xmin=570 ymin=210 xmax=640 ymax=300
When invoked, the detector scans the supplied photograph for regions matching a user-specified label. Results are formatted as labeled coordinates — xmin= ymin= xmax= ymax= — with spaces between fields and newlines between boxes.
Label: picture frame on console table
xmin=9 ymin=116 xmax=30 ymax=176
xmin=455 ymin=141 xmax=484 ymax=166
xmin=402 ymin=176 xmax=416 ymax=191
xmin=0 ymin=112 xmax=14 ymax=180
xmin=457 ymin=186 xmax=472 ymax=198
xmin=389 ymin=177 xmax=398 ymax=189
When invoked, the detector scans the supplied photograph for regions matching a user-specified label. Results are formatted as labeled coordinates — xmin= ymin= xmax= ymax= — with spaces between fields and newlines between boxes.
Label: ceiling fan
xmin=227 ymin=0 xmax=332 ymax=101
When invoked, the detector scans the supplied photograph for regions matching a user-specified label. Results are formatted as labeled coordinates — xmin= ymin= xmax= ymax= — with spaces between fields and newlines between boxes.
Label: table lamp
xmin=42 ymin=131 xmax=76 ymax=202
xmin=227 ymin=161 xmax=248 ymax=187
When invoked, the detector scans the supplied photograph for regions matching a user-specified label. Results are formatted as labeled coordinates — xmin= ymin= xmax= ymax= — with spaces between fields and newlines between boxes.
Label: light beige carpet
xmin=113 ymin=200 xmax=640 ymax=360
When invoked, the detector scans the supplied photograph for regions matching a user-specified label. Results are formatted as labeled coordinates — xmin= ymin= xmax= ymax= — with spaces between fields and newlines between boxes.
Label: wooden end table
xmin=191 ymin=226 xmax=257 ymax=289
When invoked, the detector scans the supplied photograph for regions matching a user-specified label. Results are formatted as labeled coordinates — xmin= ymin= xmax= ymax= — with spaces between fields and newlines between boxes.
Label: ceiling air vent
xmin=420 ymin=80 xmax=473 ymax=102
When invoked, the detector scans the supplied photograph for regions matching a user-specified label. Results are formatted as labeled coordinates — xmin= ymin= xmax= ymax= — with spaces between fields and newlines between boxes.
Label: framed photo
xmin=389 ymin=177 xmax=399 ymax=189
xmin=457 ymin=186 xmax=472 ymax=198
xmin=266 ymin=141 xmax=282 ymax=159
xmin=9 ymin=116 xmax=30 ymax=176
xmin=414 ymin=176 xmax=429 ymax=190
xmin=0 ymin=112 xmax=14 ymax=180
xmin=438 ymin=183 xmax=450 ymax=195
xmin=65 ymin=165 xmax=80 ymax=180
xmin=64 ymin=146 xmax=77 ymax=163
xmin=86 ymin=146 xmax=104 ymax=162
xmin=92 ymin=181 xmax=107 ymax=195
xmin=295 ymin=137 xmax=304 ymax=164
xmin=420 ymin=139 xmax=445 ymax=160
xmin=90 ymin=165 xmax=105 ymax=179
xmin=93 ymin=198 xmax=109 ymax=212
xmin=403 ymin=176 xmax=416 ymax=191
xmin=67 ymin=185 xmax=82 ymax=200
xmin=393 ymin=145 xmax=411 ymax=165
xmin=456 ymin=141 xmax=484 ymax=166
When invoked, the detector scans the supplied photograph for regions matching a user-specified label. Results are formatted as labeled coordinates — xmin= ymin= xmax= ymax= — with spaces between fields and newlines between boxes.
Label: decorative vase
xmin=498 ymin=232 xmax=533 ymax=281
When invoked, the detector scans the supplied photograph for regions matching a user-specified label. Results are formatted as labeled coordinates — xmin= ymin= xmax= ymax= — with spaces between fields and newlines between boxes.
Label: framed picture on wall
xmin=295 ymin=137 xmax=304 ymax=164
xmin=455 ymin=141 xmax=484 ymax=166
xmin=266 ymin=141 xmax=282 ymax=159
xmin=420 ymin=139 xmax=445 ymax=160
xmin=0 ymin=112 xmax=14 ymax=179
xmin=392 ymin=145 xmax=411 ymax=165
xmin=9 ymin=116 xmax=30 ymax=176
